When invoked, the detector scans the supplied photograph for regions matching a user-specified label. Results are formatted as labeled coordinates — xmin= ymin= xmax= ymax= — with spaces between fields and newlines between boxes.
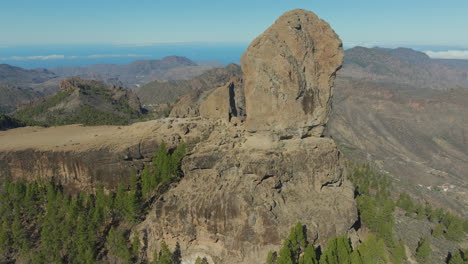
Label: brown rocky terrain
xmin=341 ymin=47 xmax=468 ymax=89
xmin=0 ymin=9 xmax=357 ymax=264
xmin=138 ymin=63 xmax=242 ymax=110
xmin=332 ymin=48 xmax=468 ymax=213
xmin=329 ymin=77 xmax=468 ymax=216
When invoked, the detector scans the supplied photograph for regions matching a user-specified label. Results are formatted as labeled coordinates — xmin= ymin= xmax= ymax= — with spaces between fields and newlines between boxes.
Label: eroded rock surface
xmin=135 ymin=9 xmax=356 ymax=264
xmin=0 ymin=119 xmax=212 ymax=192
xmin=136 ymin=125 xmax=357 ymax=263
xmin=241 ymin=9 xmax=343 ymax=138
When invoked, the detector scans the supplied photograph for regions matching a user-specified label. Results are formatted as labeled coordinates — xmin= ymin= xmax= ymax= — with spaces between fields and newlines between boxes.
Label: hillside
xmin=0 ymin=64 xmax=57 ymax=86
xmin=13 ymin=78 xmax=143 ymax=126
xmin=49 ymin=56 xmax=215 ymax=88
xmin=0 ymin=85 xmax=41 ymax=113
xmin=0 ymin=64 xmax=61 ymax=112
xmin=136 ymin=63 xmax=242 ymax=108
xmin=0 ymin=113 xmax=23 ymax=130
xmin=341 ymin=47 xmax=468 ymax=89
xmin=330 ymin=48 xmax=468 ymax=215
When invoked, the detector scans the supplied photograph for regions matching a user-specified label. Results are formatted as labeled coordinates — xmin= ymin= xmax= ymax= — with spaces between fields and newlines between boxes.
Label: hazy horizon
xmin=1 ymin=42 xmax=468 ymax=69
xmin=2 ymin=1 xmax=468 ymax=68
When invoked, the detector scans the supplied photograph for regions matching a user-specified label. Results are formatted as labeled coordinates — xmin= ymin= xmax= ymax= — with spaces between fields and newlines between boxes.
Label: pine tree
xmin=287 ymin=222 xmax=307 ymax=261
xmin=131 ymin=234 xmax=140 ymax=258
xmin=448 ymin=250 xmax=465 ymax=264
xmin=431 ymin=223 xmax=444 ymax=238
xmin=106 ymin=227 xmax=131 ymax=263
xmin=154 ymin=241 xmax=173 ymax=264
xmin=445 ymin=217 xmax=464 ymax=241
xmin=389 ymin=239 xmax=407 ymax=264
xmin=299 ymin=244 xmax=318 ymax=264
xmin=195 ymin=257 xmax=209 ymax=264
xmin=319 ymin=236 xmax=352 ymax=264
xmin=277 ymin=242 xmax=294 ymax=264
xmin=173 ymin=242 xmax=182 ymax=264
xmin=0 ymin=216 xmax=11 ymax=251
xmin=266 ymin=251 xmax=277 ymax=264
xmin=355 ymin=234 xmax=388 ymax=264
xmin=414 ymin=237 xmax=431 ymax=263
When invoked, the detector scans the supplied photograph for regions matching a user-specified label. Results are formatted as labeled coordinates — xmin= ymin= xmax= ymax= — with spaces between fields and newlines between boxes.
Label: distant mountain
xmin=49 ymin=56 xmax=216 ymax=88
xmin=342 ymin=47 xmax=468 ymax=89
xmin=136 ymin=63 xmax=242 ymax=108
xmin=0 ymin=85 xmax=41 ymax=113
xmin=0 ymin=64 xmax=57 ymax=86
xmin=0 ymin=64 xmax=61 ymax=113
xmin=13 ymin=78 xmax=143 ymax=126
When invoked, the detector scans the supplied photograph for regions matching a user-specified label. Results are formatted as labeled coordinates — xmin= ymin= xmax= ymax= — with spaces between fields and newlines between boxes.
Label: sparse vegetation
xmin=12 ymin=79 xmax=143 ymax=127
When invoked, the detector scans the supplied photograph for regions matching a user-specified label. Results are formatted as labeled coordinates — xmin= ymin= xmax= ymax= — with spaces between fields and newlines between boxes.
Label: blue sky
xmin=1 ymin=0 xmax=468 ymax=47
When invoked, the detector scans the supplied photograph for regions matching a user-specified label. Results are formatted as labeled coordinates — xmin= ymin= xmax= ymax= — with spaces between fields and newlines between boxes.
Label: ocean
xmin=1 ymin=43 xmax=466 ymax=69
xmin=0 ymin=43 xmax=249 ymax=69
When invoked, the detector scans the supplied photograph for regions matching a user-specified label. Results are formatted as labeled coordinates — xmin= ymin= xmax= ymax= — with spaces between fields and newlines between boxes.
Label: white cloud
xmin=424 ymin=50 xmax=468 ymax=59
xmin=86 ymin=54 xmax=148 ymax=59
xmin=1 ymin=55 xmax=66 ymax=61
xmin=0 ymin=54 xmax=149 ymax=61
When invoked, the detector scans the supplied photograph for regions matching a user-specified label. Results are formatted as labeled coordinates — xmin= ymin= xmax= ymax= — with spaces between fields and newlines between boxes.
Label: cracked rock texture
xmin=136 ymin=9 xmax=356 ymax=264
xmin=241 ymin=9 xmax=343 ymax=138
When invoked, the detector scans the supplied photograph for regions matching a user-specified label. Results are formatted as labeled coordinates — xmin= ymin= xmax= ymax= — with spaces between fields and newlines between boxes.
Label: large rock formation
xmin=135 ymin=9 xmax=356 ymax=264
xmin=0 ymin=9 xmax=357 ymax=264
xmin=241 ymin=9 xmax=343 ymax=138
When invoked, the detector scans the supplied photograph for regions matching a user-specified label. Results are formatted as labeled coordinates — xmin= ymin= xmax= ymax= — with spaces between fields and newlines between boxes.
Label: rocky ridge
xmin=135 ymin=9 xmax=356 ymax=263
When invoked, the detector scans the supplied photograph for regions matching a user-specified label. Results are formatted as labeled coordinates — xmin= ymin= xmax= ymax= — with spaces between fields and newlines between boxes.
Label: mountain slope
xmin=330 ymin=47 xmax=468 ymax=215
xmin=136 ymin=63 xmax=242 ymax=108
xmin=341 ymin=47 xmax=468 ymax=89
xmin=0 ymin=64 xmax=57 ymax=86
xmin=49 ymin=56 xmax=215 ymax=88
xmin=0 ymin=64 xmax=61 ymax=112
xmin=13 ymin=78 xmax=143 ymax=126
xmin=0 ymin=85 xmax=41 ymax=113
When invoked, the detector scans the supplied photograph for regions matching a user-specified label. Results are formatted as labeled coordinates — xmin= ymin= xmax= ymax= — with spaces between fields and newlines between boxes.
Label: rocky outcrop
xmin=241 ymin=9 xmax=343 ymax=138
xmin=0 ymin=119 xmax=213 ymax=192
xmin=135 ymin=9 xmax=356 ymax=264
xmin=136 ymin=128 xmax=357 ymax=263
xmin=199 ymin=77 xmax=245 ymax=124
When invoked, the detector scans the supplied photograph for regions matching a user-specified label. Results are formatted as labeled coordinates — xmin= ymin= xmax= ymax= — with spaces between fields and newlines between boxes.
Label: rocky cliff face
xmin=135 ymin=9 xmax=356 ymax=264
xmin=0 ymin=119 xmax=213 ymax=192
xmin=241 ymin=9 xmax=343 ymax=138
